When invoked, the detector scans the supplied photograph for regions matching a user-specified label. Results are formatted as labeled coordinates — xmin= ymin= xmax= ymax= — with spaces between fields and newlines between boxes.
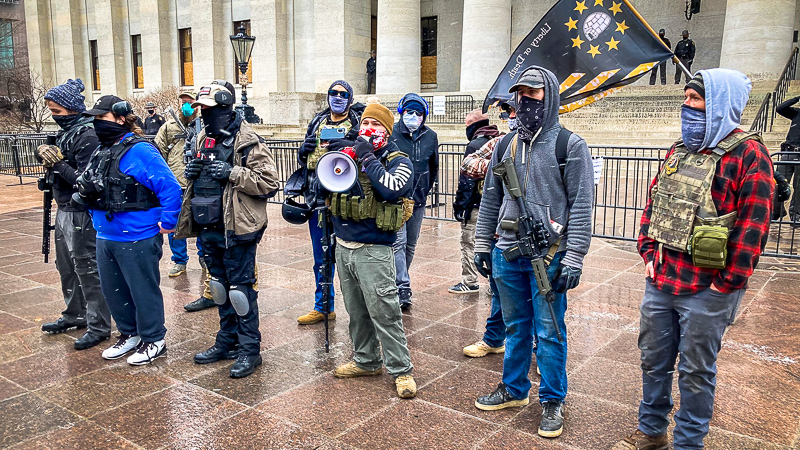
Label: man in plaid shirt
xmin=616 ymin=69 xmax=774 ymax=450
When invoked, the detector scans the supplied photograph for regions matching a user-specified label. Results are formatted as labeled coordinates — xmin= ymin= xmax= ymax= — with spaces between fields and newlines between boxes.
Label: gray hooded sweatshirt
xmin=474 ymin=66 xmax=594 ymax=269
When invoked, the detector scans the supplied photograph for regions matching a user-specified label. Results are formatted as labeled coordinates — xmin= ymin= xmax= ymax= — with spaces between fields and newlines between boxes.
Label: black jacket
xmin=52 ymin=120 xmax=100 ymax=210
xmin=389 ymin=120 xmax=439 ymax=207
xmin=367 ymin=57 xmax=376 ymax=74
xmin=143 ymin=114 xmax=166 ymax=135
xmin=675 ymin=38 xmax=695 ymax=61
xmin=778 ymin=96 xmax=800 ymax=146
xmin=453 ymin=125 xmax=502 ymax=222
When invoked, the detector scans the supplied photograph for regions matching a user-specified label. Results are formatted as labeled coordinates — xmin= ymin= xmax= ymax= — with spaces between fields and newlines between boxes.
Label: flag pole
xmin=621 ymin=0 xmax=693 ymax=79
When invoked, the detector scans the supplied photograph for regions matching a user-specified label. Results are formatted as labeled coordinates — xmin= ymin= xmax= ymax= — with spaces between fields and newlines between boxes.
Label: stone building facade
xmin=21 ymin=0 xmax=800 ymax=115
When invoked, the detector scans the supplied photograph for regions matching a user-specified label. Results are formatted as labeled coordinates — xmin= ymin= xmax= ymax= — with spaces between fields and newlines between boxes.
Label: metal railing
xmin=749 ymin=93 xmax=772 ymax=133
xmin=384 ymin=95 xmax=476 ymax=124
xmin=750 ymin=46 xmax=798 ymax=133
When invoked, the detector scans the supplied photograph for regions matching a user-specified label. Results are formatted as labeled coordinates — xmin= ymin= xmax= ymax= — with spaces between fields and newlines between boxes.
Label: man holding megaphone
xmin=316 ymin=103 xmax=418 ymax=399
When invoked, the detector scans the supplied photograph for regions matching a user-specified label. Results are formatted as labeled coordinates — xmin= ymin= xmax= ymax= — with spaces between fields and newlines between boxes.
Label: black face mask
xmin=147 ymin=109 xmax=155 ymax=115
xmin=93 ymin=119 xmax=129 ymax=146
xmin=53 ymin=114 xmax=81 ymax=130
xmin=466 ymin=119 xmax=490 ymax=141
xmin=201 ymin=106 xmax=233 ymax=138
xmin=517 ymin=95 xmax=545 ymax=140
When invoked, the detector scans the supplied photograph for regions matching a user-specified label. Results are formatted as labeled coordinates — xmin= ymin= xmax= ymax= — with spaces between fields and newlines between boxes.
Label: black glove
xmin=353 ymin=136 xmax=373 ymax=161
xmin=775 ymin=171 xmax=791 ymax=202
xmin=184 ymin=158 xmax=203 ymax=180
xmin=552 ymin=264 xmax=582 ymax=293
xmin=209 ymin=160 xmax=233 ymax=180
xmin=454 ymin=209 xmax=465 ymax=223
xmin=474 ymin=252 xmax=492 ymax=278
xmin=327 ymin=139 xmax=355 ymax=153
xmin=299 ymin=135 xmax=317 ymax=158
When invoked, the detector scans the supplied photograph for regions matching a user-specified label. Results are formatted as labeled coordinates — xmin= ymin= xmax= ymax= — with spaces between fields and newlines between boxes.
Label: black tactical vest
xmin=193 ymin=135 xmax=235 ymax=199
xmin=89 ymin=135 xmax=160 ymax=212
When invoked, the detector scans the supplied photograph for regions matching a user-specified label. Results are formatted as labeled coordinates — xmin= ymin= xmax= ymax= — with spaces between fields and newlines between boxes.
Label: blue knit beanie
xmin=44 ymin=79 xmax=87 ymax=113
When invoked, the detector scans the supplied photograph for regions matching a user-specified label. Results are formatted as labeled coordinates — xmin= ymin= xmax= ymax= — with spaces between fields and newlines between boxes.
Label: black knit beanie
xmin=685 ymin=73 xmax=705 ymax=99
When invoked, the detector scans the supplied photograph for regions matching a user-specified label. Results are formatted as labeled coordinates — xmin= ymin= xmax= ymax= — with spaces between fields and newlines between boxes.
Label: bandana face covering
xmin=402 ymin=112 xmax=422 ymax=132
xmin=359 ymin=128 xmax=387 ymax=150
xmin=201 ymin=106 xmax=233 ymax=137
xmin=507 ymin=117 xmax=519 ymax=131
xmin=329 ymin=95 xmax=349 ymax=115
xmin=681 ymin=105 xmax=706 ymax=152
xmin=93 ymin=119 xmax=129 ymax=146
xmin=53 ymin=114 xmax=81 ymax=130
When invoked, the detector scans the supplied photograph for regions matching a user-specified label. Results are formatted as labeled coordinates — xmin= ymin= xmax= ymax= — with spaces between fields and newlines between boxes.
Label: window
xmin=90 ymin=40 xmax=100 ymax=90
xmin=232 ymin=20 xmax=252 ymax=85
xmin=420 ymin=16 xmax=437 ymax=84
xmin=131 ymin=35 xmax=143 ymax=89
xmin=179 ymin=28 xmax=193 ymax=86
xmin=0 ymin=19 xmax=14 ymax=69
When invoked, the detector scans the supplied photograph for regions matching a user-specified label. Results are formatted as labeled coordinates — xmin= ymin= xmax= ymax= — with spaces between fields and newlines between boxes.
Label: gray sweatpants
xmin=336 ymin=244 xmax=413 ymax=377
xmin=54 ymin=209 xmax=110 ymax=336
xmin=459 ymin=213 xmax=479 ymax=286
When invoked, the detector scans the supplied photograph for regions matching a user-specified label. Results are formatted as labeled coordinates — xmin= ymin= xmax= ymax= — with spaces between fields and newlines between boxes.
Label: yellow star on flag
xmin=571 ymin=35 xmax=585 ymax=49
xmin=574 ymin=0 xmax=588 ymax=14
xmin=616 ymin=20 xmax=629 ymax=34
xmin=594 ymin=0 xmax=605 ymax=6
xmin=587 ymin=44 xmax=601 ymax=58
xmin=609 ymin=2 xmax=623 ymax=15
xmin=565 ymin=17 xmax=578 ymax=31
xmin=605 ymin=36 xmax=620 ymax=50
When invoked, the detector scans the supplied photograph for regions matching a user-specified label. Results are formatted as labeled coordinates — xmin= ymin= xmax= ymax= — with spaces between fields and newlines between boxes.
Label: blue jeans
xmin=638 ymin=282 xmax=742 ymax=450
xmin=309 ymin=209 xmax=335 ymax=313
xmin=482 ymin=242 xmax=505 ymax=348
xmin=393 ymin=205 xmax=425 ymax=293
xmin=492 ymin=247 xmax=567 ymax=401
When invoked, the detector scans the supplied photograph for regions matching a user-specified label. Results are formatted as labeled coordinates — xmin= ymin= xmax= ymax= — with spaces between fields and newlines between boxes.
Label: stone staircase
xmin=255 ymin=80 xmax=800 ymax=150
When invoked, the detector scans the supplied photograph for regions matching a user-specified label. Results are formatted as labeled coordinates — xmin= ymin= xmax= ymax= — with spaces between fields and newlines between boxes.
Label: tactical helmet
xmin=282 ymin=197 xmax=312 ymax=225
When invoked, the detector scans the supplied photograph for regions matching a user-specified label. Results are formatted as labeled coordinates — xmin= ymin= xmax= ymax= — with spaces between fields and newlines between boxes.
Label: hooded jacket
xmin=697 ymin=69 xmax=752 ymax=151
xmin=474 ymin=66 xmax=594 ymax=269
xmin=389 ymin=93 xmax=439 ymax=207
xmin=175 ymin=114 xmax=280 ymax=245
xmin=51 ymin=117 xmax=100 ymax=210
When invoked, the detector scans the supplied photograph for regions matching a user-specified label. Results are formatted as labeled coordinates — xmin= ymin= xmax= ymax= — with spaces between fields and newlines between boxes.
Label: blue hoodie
xmin=698 ymin=69 xmax=752 ymax=150
xmin=91 ymin=133 xmax=182 ymax=242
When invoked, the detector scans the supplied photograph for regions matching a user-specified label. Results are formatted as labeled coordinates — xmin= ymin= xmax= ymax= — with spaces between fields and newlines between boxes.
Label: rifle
xmin=492 ymin=156 xmax=564 ymax=342
xmin=317 ymin=204 xmax=335 ymax=353
xmin=37 ymin=135 xmax=57 ymax=264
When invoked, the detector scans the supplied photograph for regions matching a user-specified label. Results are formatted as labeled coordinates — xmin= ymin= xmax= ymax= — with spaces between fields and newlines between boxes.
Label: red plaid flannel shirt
xmin=460 ymin=135 xmax=504 ymax=179
xmin=638 ymin=130 xmax=774 ymax=295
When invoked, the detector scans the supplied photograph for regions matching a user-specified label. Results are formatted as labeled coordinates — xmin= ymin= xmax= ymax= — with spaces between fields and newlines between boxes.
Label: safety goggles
xmin=328 ymin=90 xmax=351 ymax=99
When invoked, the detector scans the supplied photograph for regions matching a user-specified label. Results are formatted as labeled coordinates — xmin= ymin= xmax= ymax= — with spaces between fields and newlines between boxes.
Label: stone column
xmin=23 ymin=0 xmax=56 ymax=86
xmin=94 ymin=0 xmax=130 ymax=96
xmin=190 ymin=0 xmax=229 ymax=87
xmin=460 ymin=0 xmax=511 ymax=92
xmin=376 ymin=0 xmax=420 ymax=94
xmin=719 ymin=0 xmax=796 ymax=79
xmin=314 ymin=0 xmax=371 ymax=93
xmin=294 ymin=0 xmax=316 ymax=92
xmin=251 ymin=0 xmax=290 ymax=96
xmin=140 ymin=0 xmax=179 ymax=89
xmin=50 ymin=0 xmax=89 ymax=84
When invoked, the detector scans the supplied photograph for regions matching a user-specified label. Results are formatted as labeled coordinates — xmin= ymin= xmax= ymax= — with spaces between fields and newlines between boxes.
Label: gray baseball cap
xmin=509 ymin=69 xmax=545 ymax=92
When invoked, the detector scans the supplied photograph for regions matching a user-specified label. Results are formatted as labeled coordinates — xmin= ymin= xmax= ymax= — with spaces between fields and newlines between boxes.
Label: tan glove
xmin=36 ymin=144 xmax=64 ymax=168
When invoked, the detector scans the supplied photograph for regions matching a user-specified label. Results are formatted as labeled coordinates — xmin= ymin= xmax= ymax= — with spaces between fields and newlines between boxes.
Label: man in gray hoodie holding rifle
xmin=472 ymin=66 xmax=594 ymax=439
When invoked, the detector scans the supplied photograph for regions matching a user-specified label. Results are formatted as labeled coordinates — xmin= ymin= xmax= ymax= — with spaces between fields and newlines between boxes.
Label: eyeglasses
xmin=404 ymin=110 xmax=423 ymax=117
xmin=328 ymin=90 xmax=351 ymax=99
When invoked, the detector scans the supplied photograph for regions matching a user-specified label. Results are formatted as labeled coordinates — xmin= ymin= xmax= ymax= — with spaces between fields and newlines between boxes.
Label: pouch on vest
xmin=190 ymin=197 xmax=222 ymax=226
xmin=690 ymin=225 xmax=729 ymax=269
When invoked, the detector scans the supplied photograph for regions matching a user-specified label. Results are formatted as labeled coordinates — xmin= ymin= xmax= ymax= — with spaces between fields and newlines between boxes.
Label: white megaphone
xmin=316 ymin=150 xmax=358 ymax=193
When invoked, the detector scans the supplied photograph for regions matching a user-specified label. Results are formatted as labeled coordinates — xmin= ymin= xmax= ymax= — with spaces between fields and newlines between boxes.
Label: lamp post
xmin=229 ymin=24 xmax=260 ymax=124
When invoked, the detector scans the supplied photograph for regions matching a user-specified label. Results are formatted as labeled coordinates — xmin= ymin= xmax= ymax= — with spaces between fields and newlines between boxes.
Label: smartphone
xmin=320 ymin=127 xmax=347 ymax=142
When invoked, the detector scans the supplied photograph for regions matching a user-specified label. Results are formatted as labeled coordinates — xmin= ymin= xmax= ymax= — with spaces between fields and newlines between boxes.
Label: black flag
xmin=483 ymin=0 xmax=674 ymax=113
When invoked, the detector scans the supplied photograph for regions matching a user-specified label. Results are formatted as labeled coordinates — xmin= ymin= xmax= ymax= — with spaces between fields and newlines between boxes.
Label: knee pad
xmin=229 ymin=285 xmax=250 ymax=316
xmin=208 ymin=278 xmax=227 ymax=306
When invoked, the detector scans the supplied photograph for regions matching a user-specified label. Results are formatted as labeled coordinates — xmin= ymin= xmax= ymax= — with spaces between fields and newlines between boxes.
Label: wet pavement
xmin=0 ymin=176 xmax=798 ymax=449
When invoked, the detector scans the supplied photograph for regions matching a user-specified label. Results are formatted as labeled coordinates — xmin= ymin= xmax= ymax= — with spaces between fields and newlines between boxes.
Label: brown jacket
xmin=174 ymin=120 xmax=279 ymax=243
xmin=154 ymin=117 xmax=191 ymax=189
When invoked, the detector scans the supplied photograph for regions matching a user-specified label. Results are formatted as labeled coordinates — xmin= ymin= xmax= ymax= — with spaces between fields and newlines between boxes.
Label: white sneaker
xmin=127 ymin=339 xmax=167 ymax=366
xmin=102 ymin=334 xmax=141 ymax=360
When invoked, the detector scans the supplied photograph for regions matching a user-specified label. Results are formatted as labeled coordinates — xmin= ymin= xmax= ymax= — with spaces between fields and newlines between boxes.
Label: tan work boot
xmin=395 ymin=374 xmax=417 ymax=398
xmin=297 ymin=310 xmax=336 ymax=325
xmin=463 ymin=340 xmax=505 ymax=358
xmin=612 ymin=430 xmax=669 ymax=450
xmin=168 ymin=263 xmax=186 ymax=277
xmin=333 ymin=361 xmax=382 ymax=378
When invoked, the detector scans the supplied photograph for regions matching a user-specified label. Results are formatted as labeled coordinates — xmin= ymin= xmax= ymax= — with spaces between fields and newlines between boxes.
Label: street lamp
xmin=229 ymin=24 xmax=260 ymax=124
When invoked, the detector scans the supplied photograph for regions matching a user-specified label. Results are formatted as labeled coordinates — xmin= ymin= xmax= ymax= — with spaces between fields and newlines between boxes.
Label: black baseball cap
xmin=211 ymin=80 xmax=236 ymax=103
xmin=83 ymin=95 xmax=126 ymax=116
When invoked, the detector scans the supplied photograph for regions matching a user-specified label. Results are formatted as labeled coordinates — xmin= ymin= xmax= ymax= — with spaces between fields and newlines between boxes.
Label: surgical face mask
xmin=93 ymin=119 xmax=129 ymax=146
xmin=402 ymin=112 xmax=422 ymax=132
xmin=53 ymin=114 xmax=81 ymax=130
xmin=507 ymin=117 xmax=519 ymax=131
xmin=517 ymin=96 xmax=545 ymax=134
xmin=181 ymin=102 xmax=194 ymax=117
xmin=681 ymin=104 xmax=706 ymax=152
xmin=201 ymin=106 xmax=233 ymax=138
xmin=328 ymin=95 xmax=349 ymax=115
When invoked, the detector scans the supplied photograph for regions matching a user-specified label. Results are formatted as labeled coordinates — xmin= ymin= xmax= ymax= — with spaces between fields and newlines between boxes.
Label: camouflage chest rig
xmin=329 ymin=151 xmax=414 ymax=232
xmin=306 ymin=119 xmax=353 ymax=170
xmin=646 ymin=131 xmax=762 ymax=269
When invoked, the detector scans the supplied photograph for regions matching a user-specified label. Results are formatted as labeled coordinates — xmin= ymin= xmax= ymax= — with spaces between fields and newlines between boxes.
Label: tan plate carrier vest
xmin=329 ymin=151 xmax=415 ymax=232
xmin=307 ymin=119 xmax=353 ymax=170
xmin=646 ymin=131 xmax=762 ymax=269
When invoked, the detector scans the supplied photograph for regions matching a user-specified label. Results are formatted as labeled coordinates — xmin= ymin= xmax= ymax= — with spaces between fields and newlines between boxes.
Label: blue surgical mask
xmin=508 ymin=117 xmax=518 ymax=131
xmin=181 ymin=102 xmax=194 ymax=117
xmin=402 ymin=112 xmax=422 ymax=132
xmin=681 ymin=105 xmax=706 ymax=152
xmin=329 ymin=95 xmax=349 ymax=115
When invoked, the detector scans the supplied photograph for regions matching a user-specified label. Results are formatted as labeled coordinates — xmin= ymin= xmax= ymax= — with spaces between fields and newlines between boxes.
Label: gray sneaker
xmin=538 ymin=400 xmax=565 ymax=438
xmin=169 ymin=263 xmax=187 ymax=277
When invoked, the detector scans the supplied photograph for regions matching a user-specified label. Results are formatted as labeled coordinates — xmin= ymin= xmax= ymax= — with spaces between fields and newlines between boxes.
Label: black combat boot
xmin=230 ymin=354 xmax=262 ymax=378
